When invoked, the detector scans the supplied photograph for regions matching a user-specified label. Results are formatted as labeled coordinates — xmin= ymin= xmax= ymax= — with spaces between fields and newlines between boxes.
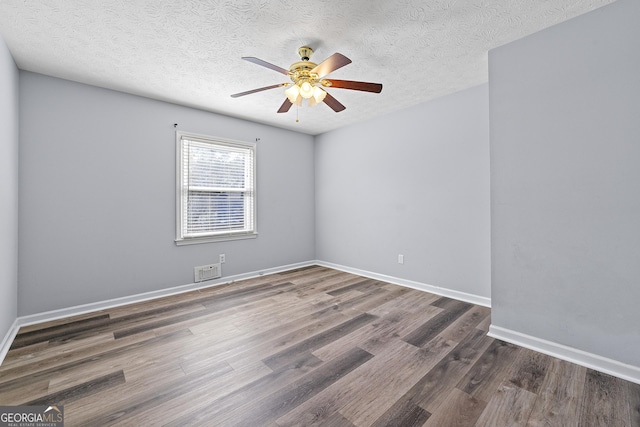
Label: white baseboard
xmin=17 ymin=260 xmax=315 ymax=328
xmin=315 ymin=260 xmax=491 ymax=307
xmin=0 ymin=318 xmax=20 ymax=367
xmin=0 ymin=260 xmax=316 ymax=366
xmin=489 ymin=325 xmax=640 ymax=385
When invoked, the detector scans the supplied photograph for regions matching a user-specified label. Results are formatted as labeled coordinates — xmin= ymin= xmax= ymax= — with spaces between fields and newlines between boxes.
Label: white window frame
xmin=175 ymin=131 xmax=257 ymax=245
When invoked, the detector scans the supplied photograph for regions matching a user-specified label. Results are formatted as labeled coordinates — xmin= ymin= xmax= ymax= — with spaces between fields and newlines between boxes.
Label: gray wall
xmin=315 ymin=84 xmax=491 ymax=299
xmin=490 ymin=0 xmax=640 ymax=366
xmin=0 ymin=36 xmax=19 ymax=338
xmin=18 ymin=72 xmax=315 ymax=315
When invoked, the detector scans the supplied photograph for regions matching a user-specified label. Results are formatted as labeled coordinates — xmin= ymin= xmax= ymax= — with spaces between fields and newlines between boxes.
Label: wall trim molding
xmin=489 ymin=325 xmax=640 ymax=385
xmin=0 ymin=260 xmax=315 ymax=366
xmin=315 ymin=260 xmax=491 ymax=307
xmin=0 ymin=318 xmax=20 ymax=368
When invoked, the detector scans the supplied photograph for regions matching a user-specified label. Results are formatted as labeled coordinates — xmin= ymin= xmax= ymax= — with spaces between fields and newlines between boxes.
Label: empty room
xmin=0 ymin=0 xmax=639 ymax=425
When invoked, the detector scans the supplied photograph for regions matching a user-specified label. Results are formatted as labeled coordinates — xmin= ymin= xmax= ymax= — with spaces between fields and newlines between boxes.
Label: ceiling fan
xmin=230 ymin=46 xmax=383 ymax=114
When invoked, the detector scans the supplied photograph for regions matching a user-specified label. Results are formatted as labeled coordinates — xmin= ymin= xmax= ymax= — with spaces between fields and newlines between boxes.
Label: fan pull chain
xmin=296 ymin=105 xmax=299 ymax=123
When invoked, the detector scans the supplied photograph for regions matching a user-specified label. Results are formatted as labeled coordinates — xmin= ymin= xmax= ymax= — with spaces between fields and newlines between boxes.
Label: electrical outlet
xmin=219 ymin=254 xmax=226 ymax=264
xmin=398 ymin=254 xmax=404 ymax=264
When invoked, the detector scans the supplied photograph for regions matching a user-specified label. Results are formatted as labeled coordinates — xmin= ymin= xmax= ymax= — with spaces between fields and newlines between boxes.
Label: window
xmin=176 ymin=131 xmax=256 ymax=245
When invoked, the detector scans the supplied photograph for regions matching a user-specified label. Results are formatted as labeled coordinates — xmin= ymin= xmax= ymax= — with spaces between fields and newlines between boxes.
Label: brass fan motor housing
xmin=289 ymin=61 xmax=318 ymax=84
xmin=289 ymin=46 xmax=318 ymax=85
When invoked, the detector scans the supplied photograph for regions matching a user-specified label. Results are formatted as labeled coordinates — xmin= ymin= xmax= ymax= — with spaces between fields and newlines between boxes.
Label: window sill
xmin=175 ymin=232 xmax=258 ymax=246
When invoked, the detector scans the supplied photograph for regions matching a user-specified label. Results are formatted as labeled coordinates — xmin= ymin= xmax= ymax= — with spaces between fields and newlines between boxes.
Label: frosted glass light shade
xmin=299 ymin=81 xmax=314 ymax=99
xmin=312 ymin=86 xmax=326 ymax=103
xmin=285 ymin=84 xmax=300 ymax=103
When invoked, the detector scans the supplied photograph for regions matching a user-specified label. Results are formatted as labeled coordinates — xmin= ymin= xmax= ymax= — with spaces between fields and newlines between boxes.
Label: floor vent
xmin=194 ymin=263 xmax=221 ymax=283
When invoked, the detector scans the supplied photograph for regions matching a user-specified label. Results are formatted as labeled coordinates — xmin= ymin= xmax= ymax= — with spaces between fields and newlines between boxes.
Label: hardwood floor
xmin=1 ymin=266 xmax=639 ymax=426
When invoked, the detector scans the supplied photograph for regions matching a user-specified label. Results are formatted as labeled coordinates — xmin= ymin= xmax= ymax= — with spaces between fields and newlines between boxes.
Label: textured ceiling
xmin=0 ymin=0 xmax=616 ymax=135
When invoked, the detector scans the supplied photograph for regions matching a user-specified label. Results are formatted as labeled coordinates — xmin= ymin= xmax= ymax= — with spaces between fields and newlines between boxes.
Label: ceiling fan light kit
xmin=231 ymin=45 xmax=383 ymax=116
xmin=285 ymin=81 xmax=326 ymax=105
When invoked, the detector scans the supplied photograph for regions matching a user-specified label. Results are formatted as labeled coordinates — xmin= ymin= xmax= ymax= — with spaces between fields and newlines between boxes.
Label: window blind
xmin=177 ymin=133 xmax=256 ymax=243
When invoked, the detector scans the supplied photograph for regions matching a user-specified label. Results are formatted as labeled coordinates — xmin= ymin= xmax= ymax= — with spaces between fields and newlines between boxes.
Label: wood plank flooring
xmin=1 ymin=266 xmax=639 ymax=426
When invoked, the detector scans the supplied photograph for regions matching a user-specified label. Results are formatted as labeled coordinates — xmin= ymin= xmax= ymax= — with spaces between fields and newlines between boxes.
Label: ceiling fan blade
xmin=310 ymin=53 xmax=352 ymax=77
xmin=324 ymin=79 xmax=383 ymax=93
xmin=230 ymin=83 xmax=286 ymax=98
xmin=242 ymin=57 xmax=289 ymax=75
xmin=277 ymin=98 xmax=293 ymax=113
xmin=322 ymin=92 xmax=346 ymax=112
